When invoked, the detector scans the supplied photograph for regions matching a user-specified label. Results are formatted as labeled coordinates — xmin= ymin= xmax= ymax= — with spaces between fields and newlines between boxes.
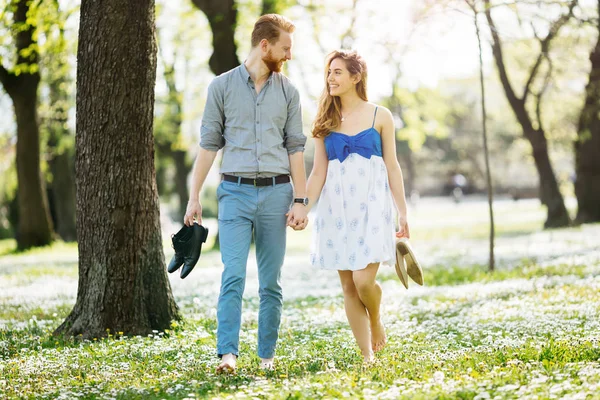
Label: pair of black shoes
xmin=167 ymin=223 xmax=209 ymax=279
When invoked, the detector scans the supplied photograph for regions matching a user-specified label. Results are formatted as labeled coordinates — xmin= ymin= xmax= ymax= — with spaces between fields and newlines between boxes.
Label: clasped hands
xmin=286 ymin=203 xmax=308 ymax=231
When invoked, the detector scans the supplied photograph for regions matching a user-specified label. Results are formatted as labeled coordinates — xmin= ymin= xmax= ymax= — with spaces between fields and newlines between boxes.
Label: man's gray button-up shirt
xmin=200 ymin=64 xmax=306 ymax=178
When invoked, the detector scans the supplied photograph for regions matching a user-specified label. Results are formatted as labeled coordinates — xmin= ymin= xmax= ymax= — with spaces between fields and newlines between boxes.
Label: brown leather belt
xmin=222 ymin=174 xmax=290 ymax=187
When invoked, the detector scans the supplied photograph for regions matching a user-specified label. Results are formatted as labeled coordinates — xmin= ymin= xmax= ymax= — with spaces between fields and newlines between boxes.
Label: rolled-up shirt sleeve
xmin=283 ymin=85 xmax=306 ymax=155
xmin=200 ymin=79 xmax=225 ymax=151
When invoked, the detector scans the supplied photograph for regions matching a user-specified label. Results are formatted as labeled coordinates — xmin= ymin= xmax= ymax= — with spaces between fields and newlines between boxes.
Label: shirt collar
xmin=240 ymin=63 xmax=251 ymax=83
xmin=240 ymin=62 xmax=275 ymax=85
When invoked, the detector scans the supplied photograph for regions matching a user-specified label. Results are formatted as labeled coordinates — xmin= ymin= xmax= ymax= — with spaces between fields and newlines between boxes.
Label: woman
xmin=305 ymin=50 xmax=410 ymax=363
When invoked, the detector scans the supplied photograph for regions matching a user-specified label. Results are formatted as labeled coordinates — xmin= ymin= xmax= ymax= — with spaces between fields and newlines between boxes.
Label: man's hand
xmin=396 ymin=215 xmax=410 ymax=239
xmin=286 ymin=203 xmax=308 ymax=230
xmin=184 ymin=199 xmax=203 ymax=226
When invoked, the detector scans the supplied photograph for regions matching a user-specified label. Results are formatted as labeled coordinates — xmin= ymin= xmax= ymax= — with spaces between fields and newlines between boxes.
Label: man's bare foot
xmin=216 ymin=353 xmax=236 ymax=374
xmin=260 ymin=357 xmax=274 ymax=370
xmin=371 ymin=318 xmax=387 ymax=352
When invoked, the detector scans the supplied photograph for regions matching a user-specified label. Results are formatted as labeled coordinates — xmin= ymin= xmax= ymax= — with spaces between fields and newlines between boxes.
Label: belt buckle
xmin=253 ymin=178 xmax=257 ymax=187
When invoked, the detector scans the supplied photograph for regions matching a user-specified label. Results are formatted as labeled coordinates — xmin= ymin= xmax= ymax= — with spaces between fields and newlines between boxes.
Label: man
xmin=184 ymin=14 xmax=309 ymax=373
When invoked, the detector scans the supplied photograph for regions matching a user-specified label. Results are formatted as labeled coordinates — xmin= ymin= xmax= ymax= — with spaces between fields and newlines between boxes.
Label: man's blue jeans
xmin=216 ymin=178 xmax=293 ymax=359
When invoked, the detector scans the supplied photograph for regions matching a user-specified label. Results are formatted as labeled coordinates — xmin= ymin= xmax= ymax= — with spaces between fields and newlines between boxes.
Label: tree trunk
xmin=484 ymin=0 xmax=571 ymax=228
xmin=0 ymin=0 xmax=55 ymax=250
xmin=527 ymin=129 xmax=570 ymax=227
xmin=13 ymin=85 xmax=56 ymax=248
xmin=575 ymin=0 xmax=600 ymax=223
xmin=472 ymin=1 xmax=495 ymax=271
xmin=173 ymin=149 xmax=190 ymax=217
xmin=55 ymin=0 xmax=179 ymax=338
xmin=48 ymin=150 xmax=77 ymax=242
xmin=191 ymin=0 xmax=240 ymax=75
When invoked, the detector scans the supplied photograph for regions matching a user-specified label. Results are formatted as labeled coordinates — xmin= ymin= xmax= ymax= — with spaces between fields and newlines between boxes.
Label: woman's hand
xmin=396 ymin=215 xmax=410 ymax=239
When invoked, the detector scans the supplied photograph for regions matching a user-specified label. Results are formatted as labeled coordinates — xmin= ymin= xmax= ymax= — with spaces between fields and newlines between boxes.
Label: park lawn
xmin=1 ymin=198 xmax=599 ymax=399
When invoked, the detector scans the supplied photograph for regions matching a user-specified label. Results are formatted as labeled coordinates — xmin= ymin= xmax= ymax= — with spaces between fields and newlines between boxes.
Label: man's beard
xmin=263 ymin=50 xmax=285 ymax=73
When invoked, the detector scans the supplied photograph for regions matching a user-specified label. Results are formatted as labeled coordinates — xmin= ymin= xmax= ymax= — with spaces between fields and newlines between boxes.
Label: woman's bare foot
xmin=260 ymin=357 xmax=275 ymax=370
xmin=216 ymin=353 xmax=236 ymax=374
xmin=370 ymin=318 xmax=386 ymax=352
xmin=363 ymin=350 xmax=375 ymax=364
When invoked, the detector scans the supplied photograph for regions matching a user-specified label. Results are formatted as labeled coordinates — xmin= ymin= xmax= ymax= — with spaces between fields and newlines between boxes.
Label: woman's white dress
xmin=310 ymin=108 xmax=396 ymax=271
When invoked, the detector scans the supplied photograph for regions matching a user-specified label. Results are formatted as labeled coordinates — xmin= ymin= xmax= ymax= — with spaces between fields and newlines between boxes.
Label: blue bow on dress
xmin=324 ymin=128 xmax=383 ymax=162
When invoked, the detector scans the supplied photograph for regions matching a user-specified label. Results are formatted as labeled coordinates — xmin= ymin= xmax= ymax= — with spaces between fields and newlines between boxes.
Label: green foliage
xmin=392 ymin=86 xmax=463 ymax=151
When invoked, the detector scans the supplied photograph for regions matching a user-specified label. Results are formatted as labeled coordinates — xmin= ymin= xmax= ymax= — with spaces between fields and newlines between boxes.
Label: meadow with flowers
xmin=1 ymin=198 xmax=599 ymax=399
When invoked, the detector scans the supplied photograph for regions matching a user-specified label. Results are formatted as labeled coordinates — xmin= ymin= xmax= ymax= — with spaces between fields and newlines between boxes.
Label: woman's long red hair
xmin=312 ymin=50 xmax=368 ymax=138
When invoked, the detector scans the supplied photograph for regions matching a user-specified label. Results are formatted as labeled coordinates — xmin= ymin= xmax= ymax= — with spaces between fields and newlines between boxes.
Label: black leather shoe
xmin=167 ymin=223 xmax=209 ymax=278
xmin=180 ymin=223 xmax=209 ymax=279
xmin=167 ymin=224 xmax=194 ymax=274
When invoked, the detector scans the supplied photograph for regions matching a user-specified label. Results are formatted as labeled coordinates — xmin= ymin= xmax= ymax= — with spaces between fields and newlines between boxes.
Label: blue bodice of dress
xmin=324 ymin=128 xmax=383 ymax=162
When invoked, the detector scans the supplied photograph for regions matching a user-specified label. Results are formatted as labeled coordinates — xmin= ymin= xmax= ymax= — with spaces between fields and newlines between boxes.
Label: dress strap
xmin=372 ymin=106 xmax=378 ymax=128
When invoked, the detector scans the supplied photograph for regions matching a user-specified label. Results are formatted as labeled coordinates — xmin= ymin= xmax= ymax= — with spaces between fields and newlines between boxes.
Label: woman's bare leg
xmin=338 ymin=270 xmax=373 ymax=362
xmin=353 ymin=263 xmax=386 ymax=352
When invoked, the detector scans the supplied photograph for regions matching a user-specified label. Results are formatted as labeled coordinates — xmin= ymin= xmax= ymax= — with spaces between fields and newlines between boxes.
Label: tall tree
xmin=483 ymin=0 xmax=574 ymax=228
xmin=574 ymin=0 xmax=600 ymax=223
xmin=55 ymin=0 xmax=179 ymax=338
xmin=0 ymin=0 xmax=55 ymax=249
xmin=190 ymin=0 xmax=240 ymax=75
xmin=468 ymin=0 xmax=495 ymax=271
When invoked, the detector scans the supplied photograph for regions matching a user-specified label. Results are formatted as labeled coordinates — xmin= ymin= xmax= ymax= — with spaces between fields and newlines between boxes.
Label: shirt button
xmin=256 ymin=121 xmax=259 ymax=124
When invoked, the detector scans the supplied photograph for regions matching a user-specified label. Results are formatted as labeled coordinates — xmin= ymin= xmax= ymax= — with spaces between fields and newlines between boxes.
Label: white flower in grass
xmin=433 ymin=371 xmax=444 ymax=383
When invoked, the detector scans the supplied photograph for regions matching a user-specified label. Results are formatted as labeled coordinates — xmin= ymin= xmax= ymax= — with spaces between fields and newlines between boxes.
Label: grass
xmin=1 ymin=197 xmax=599 ymax=399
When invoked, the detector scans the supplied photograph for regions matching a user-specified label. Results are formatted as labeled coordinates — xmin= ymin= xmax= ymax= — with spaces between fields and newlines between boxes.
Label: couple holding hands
xmin=181 ymin=14 xmax=418 ymax=373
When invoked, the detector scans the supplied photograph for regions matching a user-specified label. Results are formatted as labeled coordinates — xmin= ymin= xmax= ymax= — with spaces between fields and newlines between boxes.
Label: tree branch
xmin=534 ymin=54 xmax=553 ymax=132
xmin=0 ymin=63 xmax=10 ymax=89
xmin=340 ymin=0 xmax=359 ymax=49
xmin=484 ymin=0 xmax=522 ymax=109
xmin=522 ymin=0 xmax=577 ymax=103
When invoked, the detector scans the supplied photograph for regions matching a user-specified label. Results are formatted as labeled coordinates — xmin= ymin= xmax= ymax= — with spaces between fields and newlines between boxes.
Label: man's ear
xmin=260 ymin=38 xmax=269 ymax=53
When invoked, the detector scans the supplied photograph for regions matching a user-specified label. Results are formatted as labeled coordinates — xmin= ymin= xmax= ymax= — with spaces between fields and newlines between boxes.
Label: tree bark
xmin=0 ymin=0 xmax=55 ymax=250
xmin=574 ymin=0 xmax=600 ymax=223
xmin=190 ymin=0 xmax=240 ymax=75
xmin=484 ymin=0 xmax=571 ymax=228
xmin=55 ymin=0 xmax=179 ymax=338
